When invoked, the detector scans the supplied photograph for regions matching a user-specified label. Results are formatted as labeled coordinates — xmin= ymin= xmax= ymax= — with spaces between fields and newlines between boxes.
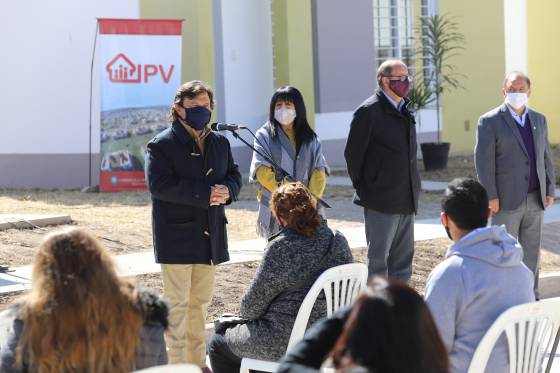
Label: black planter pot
xmin=420 ymin=142 xmax=450 ymax=171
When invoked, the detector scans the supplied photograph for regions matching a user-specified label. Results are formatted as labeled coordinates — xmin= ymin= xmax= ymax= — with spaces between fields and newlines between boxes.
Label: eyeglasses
xmin=386 ymin=75 xmax=412 ymax=82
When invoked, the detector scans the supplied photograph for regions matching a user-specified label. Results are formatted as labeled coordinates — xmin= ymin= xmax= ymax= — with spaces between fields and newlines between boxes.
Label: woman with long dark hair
xmin=0 ymin=228 xmax=168 ymax=372
xmin=207 ymin=182 xmax=352 ymax=373
xmin=250 ymin=86 xmax=329 ymax=238
xmin=278 ymin=278 xmax=449 ymax=373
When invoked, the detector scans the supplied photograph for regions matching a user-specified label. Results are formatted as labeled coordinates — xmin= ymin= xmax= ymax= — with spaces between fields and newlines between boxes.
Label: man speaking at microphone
xmin=145 ymin=80 xmax=242 ymax=370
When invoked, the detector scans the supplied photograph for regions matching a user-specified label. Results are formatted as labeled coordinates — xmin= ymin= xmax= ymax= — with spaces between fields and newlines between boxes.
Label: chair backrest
xmin=286 ymin=263 xmax=368 ymax=350
xmin=467 ymin=297 xmax=560 ymax=373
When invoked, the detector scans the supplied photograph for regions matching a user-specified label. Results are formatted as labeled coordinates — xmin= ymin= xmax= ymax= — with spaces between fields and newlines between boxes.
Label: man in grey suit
xmin=475 ymin=71 xmax=556 ymax=297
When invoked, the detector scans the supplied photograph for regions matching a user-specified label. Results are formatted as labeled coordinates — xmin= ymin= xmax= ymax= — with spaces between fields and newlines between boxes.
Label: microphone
xmin=210 ymin=122 xmax=246 ymax=131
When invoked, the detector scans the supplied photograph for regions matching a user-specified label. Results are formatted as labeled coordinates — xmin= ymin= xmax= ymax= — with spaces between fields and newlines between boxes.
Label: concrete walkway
xmin=0 ymin=219 xmax=448 ymax=294
xmin=2 ymin=207 xmax=560 ymax=295
xmin=329 ymin=176 xmax=452 ymax=191
xmin=0 ymin=214 xmax=71 ymax=231
xmin=329 ymin=175 xmax=560 ymax=196
xmin=1 ymin=178 xmax=559 ymax=296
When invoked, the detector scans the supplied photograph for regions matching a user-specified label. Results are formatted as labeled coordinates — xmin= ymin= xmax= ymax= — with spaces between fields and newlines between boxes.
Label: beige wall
xmin=271 ymin=0 xmax=315 ymax=126
xmin=527 ymin=0 xmax=560 ymax=144
xmin=139 ymin=0 xmax=215 ymax=88
xmin=439 ymin=1 xmax=506 ymax=153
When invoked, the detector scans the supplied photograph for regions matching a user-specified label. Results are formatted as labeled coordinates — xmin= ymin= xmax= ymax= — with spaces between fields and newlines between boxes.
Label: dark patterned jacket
xmin=223 ymin=220 xmax=353 ymax=361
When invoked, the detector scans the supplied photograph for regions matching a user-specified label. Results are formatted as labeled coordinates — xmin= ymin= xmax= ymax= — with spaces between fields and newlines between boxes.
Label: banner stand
xmin=97 ymin=18 xmax=183 ymax=192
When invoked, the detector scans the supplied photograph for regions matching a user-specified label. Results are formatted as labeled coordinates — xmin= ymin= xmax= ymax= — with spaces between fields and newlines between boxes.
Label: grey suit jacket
xmin=475 ymin=103 xmax=556 ymax=211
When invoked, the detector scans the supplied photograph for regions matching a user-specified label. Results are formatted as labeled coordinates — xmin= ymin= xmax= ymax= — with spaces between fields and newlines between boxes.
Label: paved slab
xmin=541 ymin=271 xmax=560 ymax=299
xmin=330 ymin=176 xmax=560 ymax=195
xmin=329 ymin=176 xmax=450 ymax=191
xmin=543 ymin=222 xmax=560 ymax=255
xmin=0 ymin=214 xmax=72 ymax=231
xmin=92 ymin=222 xmax=449 ymax=278
xmin=0 ymin=218 xmax=447 ymax=293
xmin=327 ymin=176 xmax=352 ymax=186
xmin=1 ymin=187 xmax=559 ymax=296
xmin=3 ymin=216 xmax=559 ymax=296
xmin=0 ymin=270 xmax=31 ymax=293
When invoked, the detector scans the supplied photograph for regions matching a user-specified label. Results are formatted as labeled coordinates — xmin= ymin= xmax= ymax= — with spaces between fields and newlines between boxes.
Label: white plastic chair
xmin=239 ymin=263 xmax=368 ymax=373
xmin=467 ymin=297 xmax=560 ymax=373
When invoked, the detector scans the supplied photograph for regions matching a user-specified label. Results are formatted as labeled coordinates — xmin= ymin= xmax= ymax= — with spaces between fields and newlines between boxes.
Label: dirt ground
xmin=3 ymin=239 xmax=560 ymax=320
xmin=1 ymin=180 xmax=560 ymax=319
xmin=330 ymin=154 xmax=477 ymax=182
xmin=331 ymin=144 xmax=560 ymax=184
xmin=133 ymin=241 xmax=560 ymax=322
xmin=0 ymin=185 xmax=443 ymax=266
xmin=417 ymin=144 xmax=560 ymax=184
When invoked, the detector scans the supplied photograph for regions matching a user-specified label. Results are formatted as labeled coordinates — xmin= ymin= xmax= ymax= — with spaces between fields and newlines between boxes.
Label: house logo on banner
xmin=98 ymin=18 xmax=183 ymax=192
xmin=106 ymin=53 xmax=175 ymax=84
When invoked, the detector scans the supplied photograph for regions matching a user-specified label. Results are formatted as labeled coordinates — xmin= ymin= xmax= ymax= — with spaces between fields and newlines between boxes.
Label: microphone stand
xmin=227 ymin=129 xmax=331 ymax=209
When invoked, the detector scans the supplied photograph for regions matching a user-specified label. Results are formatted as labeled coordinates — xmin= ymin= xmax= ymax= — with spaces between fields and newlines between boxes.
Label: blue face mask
xmin=184 ymin=106 xmax=211 ymax=131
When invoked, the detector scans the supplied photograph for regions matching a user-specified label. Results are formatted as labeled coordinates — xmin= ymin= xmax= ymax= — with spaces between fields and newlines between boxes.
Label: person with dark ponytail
xmin=250 ymin=86 xmax=329 ymax=238
xmin=208 ymin=182 xmax=353 ymax=373
xmin=278 ymin=278 xmax=449 ymax=373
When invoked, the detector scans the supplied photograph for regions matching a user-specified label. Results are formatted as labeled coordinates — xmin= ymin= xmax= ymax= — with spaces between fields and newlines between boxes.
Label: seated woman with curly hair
xmin=208 ymin=182 xmax=353 ymax=373
xmin=0 ymin=228 xmax=169 ymax=372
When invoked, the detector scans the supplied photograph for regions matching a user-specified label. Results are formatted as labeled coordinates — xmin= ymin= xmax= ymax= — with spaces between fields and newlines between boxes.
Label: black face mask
xmin=183 ymin=106 xmax=211 ymax=131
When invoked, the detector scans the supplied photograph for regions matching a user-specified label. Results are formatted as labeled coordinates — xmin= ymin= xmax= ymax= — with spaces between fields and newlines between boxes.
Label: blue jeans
xmin=207 ymin=333 xmax=242 ymax=373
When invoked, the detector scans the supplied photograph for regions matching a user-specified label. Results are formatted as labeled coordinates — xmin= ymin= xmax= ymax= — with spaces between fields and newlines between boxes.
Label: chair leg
xmin=239 ymin=360 xmax=250 ymax=373
xmin=545 ymin=328 xmax=560 ymax=373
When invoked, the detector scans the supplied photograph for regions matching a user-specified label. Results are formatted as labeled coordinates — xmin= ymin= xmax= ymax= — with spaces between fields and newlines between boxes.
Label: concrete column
xmin=271 ymin=0 xmax=316 ymax=127
xmin=504 ymin=0 xmax=528 ymax=73
xmin=140 ymin=0 xmax=216 ymax=87
xmin=212 ymin=0 xmax=275 ymax=171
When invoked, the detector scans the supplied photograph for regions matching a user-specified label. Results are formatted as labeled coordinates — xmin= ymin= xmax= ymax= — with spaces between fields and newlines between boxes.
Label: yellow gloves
xmin=255 ymin=166 xmax=326 ymax=198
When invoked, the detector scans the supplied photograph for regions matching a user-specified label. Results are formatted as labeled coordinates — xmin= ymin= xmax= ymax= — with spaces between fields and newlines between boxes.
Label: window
xmin=373 ymin=0 xmax=415 ymax=70
xmin=420 ymin=0 xmax=437 ymax=86
xmin=373 ymin=0 xmax=437 ymax=79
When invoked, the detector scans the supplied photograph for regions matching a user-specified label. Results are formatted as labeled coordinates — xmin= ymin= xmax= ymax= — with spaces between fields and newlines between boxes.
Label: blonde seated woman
xmin=0 ymin=228 xmax=169 ymax=372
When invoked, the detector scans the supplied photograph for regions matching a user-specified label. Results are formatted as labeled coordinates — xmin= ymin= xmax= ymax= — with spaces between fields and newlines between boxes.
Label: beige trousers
xmin=161 ymin=263 xmax=216 ymax=367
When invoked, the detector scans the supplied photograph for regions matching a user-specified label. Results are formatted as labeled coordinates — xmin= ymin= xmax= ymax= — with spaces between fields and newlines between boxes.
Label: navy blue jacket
xmin=145 ymin=121 xmax=242 ymax=264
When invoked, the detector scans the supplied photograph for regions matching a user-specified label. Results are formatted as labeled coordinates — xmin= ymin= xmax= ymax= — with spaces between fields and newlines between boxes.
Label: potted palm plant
xmin=407 ymin=75 xmax=434 ymax=118
xmin=416 ymin=14 xmax=465 ymax=171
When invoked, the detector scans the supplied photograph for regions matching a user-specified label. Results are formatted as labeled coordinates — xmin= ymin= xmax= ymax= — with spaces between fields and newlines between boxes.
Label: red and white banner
xmin=98 ymin=19 xmax=182 ymax=192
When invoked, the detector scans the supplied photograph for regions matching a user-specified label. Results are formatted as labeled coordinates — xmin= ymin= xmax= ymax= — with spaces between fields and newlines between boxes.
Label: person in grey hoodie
xmin=425 ymin=178 xmax=535 ymax=373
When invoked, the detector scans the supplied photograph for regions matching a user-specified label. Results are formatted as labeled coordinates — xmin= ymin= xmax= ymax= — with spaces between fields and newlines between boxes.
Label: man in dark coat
xmin=145 ymin=80 xmax=242 ymax=370
xmin=344 ymin=59 xmax=420 ymax=282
